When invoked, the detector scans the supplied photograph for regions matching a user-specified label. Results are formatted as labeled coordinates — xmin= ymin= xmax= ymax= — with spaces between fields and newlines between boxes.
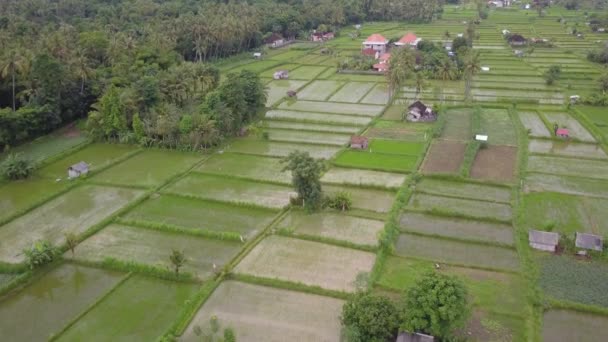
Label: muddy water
xmin=0 ymin=264 xmax=123 ymax=341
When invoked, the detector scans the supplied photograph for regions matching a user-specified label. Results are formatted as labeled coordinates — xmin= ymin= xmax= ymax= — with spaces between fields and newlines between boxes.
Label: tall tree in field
xmin=72 ymin=50 xmax=94 ymax=95
xmin=169 ymin=249 xmax=186 ymax=277
xmin=64 ymin=233 xmax=78 ymax=258
xmin=387 ymin=48 xmax=416 ymax=99
xmin=401 ymin=272 xmax=469 ymax=340
xmin=414 ymin=72 xmax=426 ymax=99
xmin=437 ymin=58 xmax=456 ymax=101
xmin=463 ymin=50 xmax=481 ymax=101
xmin=0 ymin=49 xmax=27 ymax=111
xmin=281 ymin=151 xmax=325 ymax=212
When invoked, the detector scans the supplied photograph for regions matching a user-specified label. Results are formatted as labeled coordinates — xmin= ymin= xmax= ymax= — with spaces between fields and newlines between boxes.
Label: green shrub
xmin=0 ymin=153 xmax=34 ymax=180
xmin=325 ymin=191 xmax=353 ymax=211
xmin=23 ymin=240 xmax=58 ymax=269
xmin=341 ymin=292 xmax=400 ymax=342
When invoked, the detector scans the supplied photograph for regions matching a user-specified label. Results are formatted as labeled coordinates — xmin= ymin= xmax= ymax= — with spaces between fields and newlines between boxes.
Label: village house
xmin=529 ymin=230 xmax=560 ymax=252
xmin=265 ymin=33 xmax=285 ymax=48
xmin=395 ymin=32 xmax=421 ymax=48
xmin=575 ymin=232 xmax=603 ymax=252
xmin=373 ymin=52 xmax=391 ymax=72
xmin=362 ymin=33 xmax=389 ymax=54
xmin=350 ymin=136 xmax=369 ymax=150
xmin=488 ymin=0 xmax=512 ymax=8
xmin=68 ymin=161 xmax=89 ymax=179
xmin=396 ymin=331 xmax=435 ymax=342
xmin=508 ymin=34 xmax=527 ymax=46
xmin=311 ymin=31 xmax=335 ymax=42
xmin=273 ymin=70 xmax=289 ymax=80
xmin=406 ymin=101 xmax=437 ymax=122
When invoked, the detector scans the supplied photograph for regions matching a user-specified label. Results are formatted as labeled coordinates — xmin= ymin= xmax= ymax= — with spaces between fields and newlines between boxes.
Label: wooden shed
xmin=529 ymin=230 xmax=559 ymax=252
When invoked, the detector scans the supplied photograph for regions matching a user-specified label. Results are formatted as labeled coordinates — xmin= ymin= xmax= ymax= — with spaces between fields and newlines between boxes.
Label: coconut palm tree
xmin=73 ymin=51 xmax=94 ymax=95
xmin=386 ymin=48 xmax=416 ymax=99
xmin=437 ymin=59 xmax=456 ymax=102
xmin=0 ymin=49 xmax=27 ymax=111
xmin=464 ymin=50 xmax=481 ymax=101
xmin=414 ymin=72 xmax=426 ymax=99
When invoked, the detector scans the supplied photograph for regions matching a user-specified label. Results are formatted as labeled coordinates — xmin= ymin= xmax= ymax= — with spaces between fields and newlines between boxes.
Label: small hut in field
xmin=350 ymin=136 xmax=369 ymax=150
xmin=68 ymin=162 xmax=89 ymax=179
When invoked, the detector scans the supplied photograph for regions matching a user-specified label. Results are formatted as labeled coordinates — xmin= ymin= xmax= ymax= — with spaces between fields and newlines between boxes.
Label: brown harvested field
xmin=234 ymin=236 xmax=375 ymax=292
xmin=470 ymin=145 xmax=517 ymax=183
xmin=421 ymin=140 xmax=466 ymax=175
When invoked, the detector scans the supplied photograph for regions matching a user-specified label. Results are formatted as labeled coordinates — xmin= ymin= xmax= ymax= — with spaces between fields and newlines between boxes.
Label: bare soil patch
xmin=421 ymin=140 xmax=466 ymax=175
xmin=470 ymin=145 xmax=517 ymax=183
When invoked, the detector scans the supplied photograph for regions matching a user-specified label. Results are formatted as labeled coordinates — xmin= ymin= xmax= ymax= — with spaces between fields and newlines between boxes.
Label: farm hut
xmin=253 ymin=52 xmax=262 ymax=59
xmin=529 ymin=230 xmax=559 ymax=252
xmin=311 ymin=32 xmax=335 ymax=42
xmin=68 ymin=161 xmax=89 ymax=179
xmin=396 ymin=331 xmax=435 ymax=342
xmin=264 ymin=33 xmax=285 ymax=48
xmin=575 ymin=232 xmax=603 ymax=252
xmin=273 ymin=70 xmax=289 ymax=80
xmin=555 ymin=128 xmax=569 ymax=138
xmin=475 ymin=134 xmax=488 ymax=142
xmin=508 ymin=34 xmax=527 ymax=46
xmin=350 ymin=136 xmax=369 ymax=150
xmin=481 ymin=66 xmax=490 ymax=72
xmin=570 ymin=95 xmax=580 ymax=104
xmin=362 ymin=34 xmax=389 ymax=53
xmin=514 ymin=50 xmax=524 ymax=58
xmin=406 ymin=101 xmax=437 ymax=122
xmin=502 ymin=29 xmax=510 ymax=36
xmin=286 ymin=90 xmax=297 ymax=97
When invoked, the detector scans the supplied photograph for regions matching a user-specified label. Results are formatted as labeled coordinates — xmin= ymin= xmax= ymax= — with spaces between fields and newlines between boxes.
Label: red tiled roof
xmin=362 ymin=48 xmax=376 ymax=56
xmin=351 ymin=136 xmax=368 ymax=144
xmin=399 ymin=32 xmax=418 ymax=44
xmin=364 ymin=34 xmax=388 ymax=43
xmin=556 ymin=128 xmax=569 ymax=135
xmin=379 ymin=52 xmax=391 ymax=62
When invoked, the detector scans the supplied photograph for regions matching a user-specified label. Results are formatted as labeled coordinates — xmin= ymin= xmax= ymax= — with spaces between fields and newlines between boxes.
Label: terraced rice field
xmin=266 ymin=109 xmax=372 ymax=126
xmin=528 ymin=139 xmax=607 ymax=159
xmin=518 ymin=111 xmax=551 ymax=137
xmin=72 ymin=224 xmax=243 ymax=278
xmin=408 ymin=193 xmax=512 ymax=222
xmin=334 ymin=150 xmax=418 ymax=172
xmin=525 ymin=173 xmax=608 ymax=199
xmin=226 ymin=139 xmax=340 ymax=159
xmin=0 ymin=185 xmax=143 ymax=263
xmin=277 ymin=210 xmax=384 ymax=246
xmin=395 ymin=234 xmax=519 ymax=271
xmin=528 ymin=155 xmax=608 ymax=180
xmin=234 ymin=236 xmax=375 ymax=292
xmin=265 ymin=129 xmax=351 ymax=146
xmin=265 ymin=80 xmax=308 ymax=106
xmin=124 ymin=194 xmax=278 ymax=237
xmin=321 ymin=167 xmax=406 ymax=189
xmin=181 ymin=281 xmax=344 ymax=342
xmin=421 ymin=140 xmax=466 ymax=174
xmin=416 ymin=179 xmax=511 ymax=203
xmin=400 ymin=212 xmax=514 ymax=246
xmin=0 ymin=177 xmax=67 ymax=222
xmin=542 ymin=112 xmax=596 ymax=143
xmin=196 ymin=153 xmax=290 ymax=184
xmin=328 ymin=82 xmax=375 ymax=103
xmin=164 ymin=174 xmax=295 ymax=209
xmin=297 ymin=80 xmax=343 ymax=101
xmin=279 ymin=100 xmax=384 ymax=116
xmin=543 ymin=310 xmax=608 ymax=342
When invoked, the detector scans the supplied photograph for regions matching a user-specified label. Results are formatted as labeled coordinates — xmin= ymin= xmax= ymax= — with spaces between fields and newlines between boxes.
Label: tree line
xmin=0 ymin=0 xmax=446 ymax=151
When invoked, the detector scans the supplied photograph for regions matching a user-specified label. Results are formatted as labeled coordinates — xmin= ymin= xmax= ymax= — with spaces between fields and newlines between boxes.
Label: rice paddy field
xmin=3 ymin=4 xmax=608 ymax=341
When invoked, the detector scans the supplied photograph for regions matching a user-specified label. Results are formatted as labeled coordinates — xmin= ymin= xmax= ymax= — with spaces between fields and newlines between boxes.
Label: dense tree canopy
xmin=341 ymin=292 xmax=401 ymax=342
xmin=0 ymin=0 xmax=445 ymax=150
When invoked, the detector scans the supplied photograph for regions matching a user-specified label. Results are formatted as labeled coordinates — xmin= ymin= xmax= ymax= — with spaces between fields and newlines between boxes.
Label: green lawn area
xmin=57 ymin=275 xmax=197 ymax=341
xmin=539 ymin=255 xmax=608 ymax=308
xmin=523 ymin=192 xmax=608 ymax=236
xmin=334 ymin=150 xmax=419 ymax=173
xmin=369 ymin=139 xmax=425 ymax=156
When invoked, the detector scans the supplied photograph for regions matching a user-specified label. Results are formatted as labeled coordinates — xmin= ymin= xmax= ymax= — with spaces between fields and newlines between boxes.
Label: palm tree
xmin=464 ymin=50 xmax=481 ymax=101
xmin=169 ymin=249 xmax=186 ymax=277
xmin=437 ymin=59 xmax=455 ymax=102
xmin=414 ymin=72 xmax=426 ymax=99
xmin=0 ymin=50 xmax=27 ymax=111
xmin=386 ymin=48 xmax=416 ymax=99
xmin=73 ymin=51 xmax=94 ymax=95
xmin=443 ymin=30 xmax=451 ymax=44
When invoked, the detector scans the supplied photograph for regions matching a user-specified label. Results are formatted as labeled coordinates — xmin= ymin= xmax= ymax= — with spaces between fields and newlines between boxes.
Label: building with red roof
xmin=395 ymin=32 xmax=421 ymax=48
xmin=362 ymin=33 xmax=389 ymax=53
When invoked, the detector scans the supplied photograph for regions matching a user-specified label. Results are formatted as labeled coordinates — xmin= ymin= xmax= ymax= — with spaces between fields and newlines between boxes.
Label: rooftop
xmin=529 ymin=230 xmax=559 ymax=246
xmin=575 ymin=232 xmax=603 ymax=251
xmin=364 ymin=33 xmax=388 ymax=44
xmin=398 ymin=32 xmax=418 ymax=44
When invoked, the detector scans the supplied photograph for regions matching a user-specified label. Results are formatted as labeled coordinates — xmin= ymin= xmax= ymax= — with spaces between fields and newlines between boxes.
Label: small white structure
xmin=502 ymin=29 xmax=510 ymax=36
xmin=481 ymin=66 xmax=490 ymax=72
xmin=475 ymin=134 xmax=488 ymax=142
xmin=529 ymin=230 xmax=560 ymax=252
xmin=273 ymin=70 xmax=289 ymax=80
xmin=525 ymin=4 xmax=531 ymax=9
xmin=575 ymin=232 xmax=603 ymax=252
xmin=253 ymin=52 xmax=262 ymax=59
xmin=570 ymin=95 xmax=580 ymax=104
xmin=457 ymin=33 xmax=464 ymax=38
xmin=68 ymin=161 xmax=89 ymax=179
xmin=355 ymin=24 xmax=362 ymax=30
xmin=598 ymin=28 xmax=606 ymax=33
